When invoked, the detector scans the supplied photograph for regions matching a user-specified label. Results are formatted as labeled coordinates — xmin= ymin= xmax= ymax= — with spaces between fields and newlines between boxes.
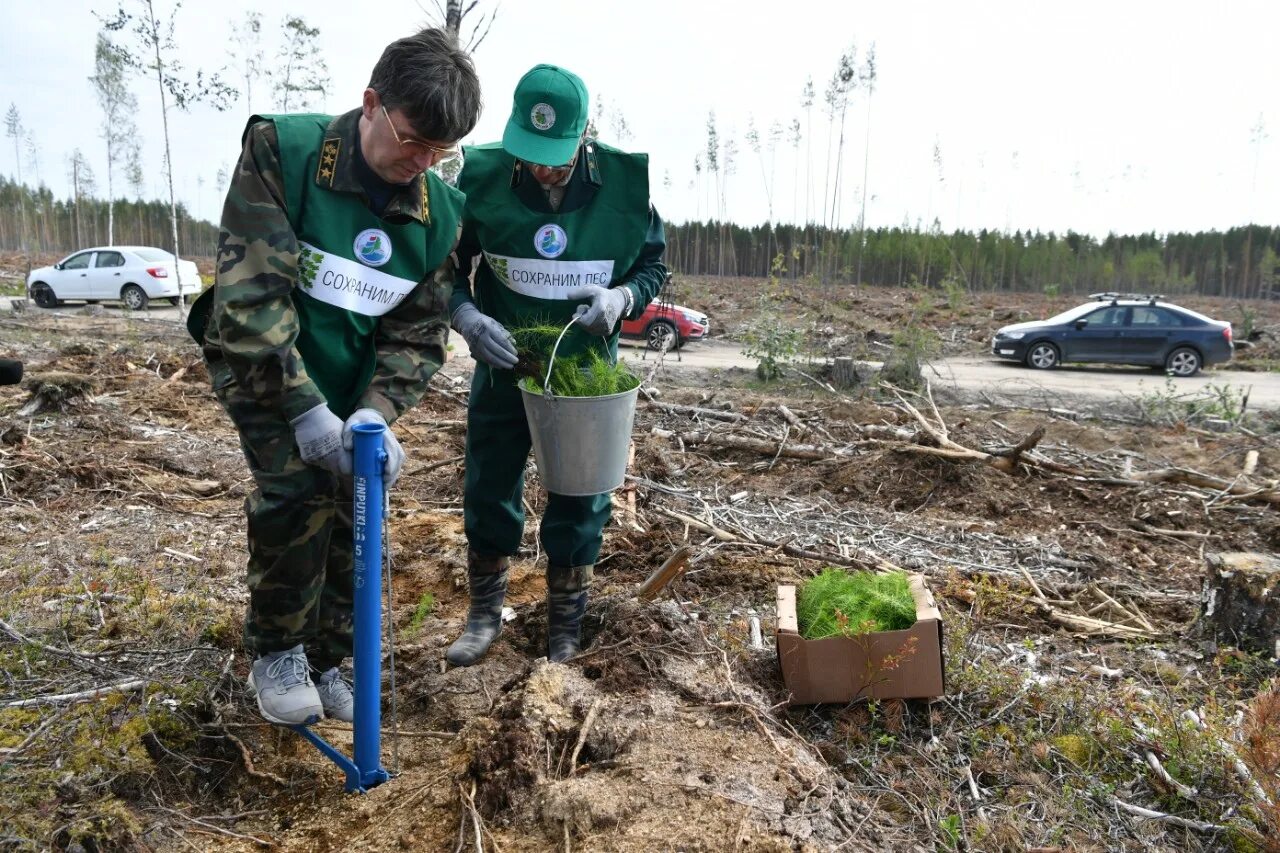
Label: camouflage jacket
xmin=204 ymin=109 xmax=457 ymax=424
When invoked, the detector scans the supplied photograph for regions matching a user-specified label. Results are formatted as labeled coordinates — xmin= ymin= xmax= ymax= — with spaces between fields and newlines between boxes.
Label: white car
xmin=27 ymin=246 xmax=202 ymax=310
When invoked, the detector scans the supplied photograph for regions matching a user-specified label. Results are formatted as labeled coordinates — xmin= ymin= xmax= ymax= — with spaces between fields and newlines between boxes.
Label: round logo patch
xmin=534 ymin=224 xmax=568 ymax=259
xmin=530 ymin=103 xmax=556 ymax=131
xmin=354 ymin=229 xmax=392 ymax=267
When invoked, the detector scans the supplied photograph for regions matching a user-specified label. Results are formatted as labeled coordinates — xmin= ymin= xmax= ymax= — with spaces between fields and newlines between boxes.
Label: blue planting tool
xmin=289 ymin=422 xmax=391 ymax=793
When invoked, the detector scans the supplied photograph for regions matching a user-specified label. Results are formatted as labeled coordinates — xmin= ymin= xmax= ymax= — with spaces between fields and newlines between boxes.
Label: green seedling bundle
xmin=796 ymin=568 xmax=917 ymax=639
xmin=511 ymin=321 xmax=641 ymax=398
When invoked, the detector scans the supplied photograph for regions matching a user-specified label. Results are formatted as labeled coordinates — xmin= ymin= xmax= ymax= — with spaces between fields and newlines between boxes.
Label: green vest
xmin=460 ymin=141 xmax=649 ymax=361
xmin=272 ymin=113 xmax=462 ymax=416
xmin=190 ymin=113 xmax=463 ymax=418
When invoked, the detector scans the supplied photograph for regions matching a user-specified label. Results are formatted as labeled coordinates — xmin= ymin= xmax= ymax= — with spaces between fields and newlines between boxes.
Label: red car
xmin=621 ymin=300 xmax=710 ymax=350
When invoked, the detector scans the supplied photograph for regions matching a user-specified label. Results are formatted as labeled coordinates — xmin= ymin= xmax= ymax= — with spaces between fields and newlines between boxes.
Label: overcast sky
xmin=4 ymin=0 xmax=1277 ymax=239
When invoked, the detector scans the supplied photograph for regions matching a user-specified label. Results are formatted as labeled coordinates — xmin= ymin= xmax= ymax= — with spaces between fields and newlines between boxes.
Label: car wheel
xmin=31 ymin=283 xmax=58 ymax=309
xmin=1165 ymin=347 xmax=1201 ymax=377
xmin=121 ymin=284 xmax=149 ymax=311
xmin=1025 ymin=342 xmax=1059 ymax=370
xmin=646 ymin=320 xmax=680 ymax=352
xmin=168 ymin=296 xmax=182 ymax=306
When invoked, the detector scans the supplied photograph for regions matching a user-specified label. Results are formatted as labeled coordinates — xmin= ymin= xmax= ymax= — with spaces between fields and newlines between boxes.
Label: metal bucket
xmin=520 ymin=318 xmax=639 ymax=496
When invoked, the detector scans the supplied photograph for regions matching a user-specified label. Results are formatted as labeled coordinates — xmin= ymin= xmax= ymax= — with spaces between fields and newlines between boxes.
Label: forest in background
xmin=2 ymin=8 xmax=1274 ymax=300
xmin=0 ymin=177 xmax=218 ymax=261
xmin=2 ymin=175 xmax=1277 ymax=300
xmin=664 ymin=220 xmax=1280 ymax=299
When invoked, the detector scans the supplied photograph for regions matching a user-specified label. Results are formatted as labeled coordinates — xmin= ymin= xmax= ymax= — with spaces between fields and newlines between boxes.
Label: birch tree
xmin=429 ymin=0 xmax=498 ymax=52
xmin=89 ymin=32 xmax=137 ymax=246
xmin=820 ymin=46 xmax=857 ymax=282
xmin=274 ymin=16 xmax=330 ymax=112
xmin=99 ymin=0 xmax=236 ymax=314
xmin=227 ymin=12 xmax=264 ymax=113
xmin=827 ymin=45 xmax=857 ymax=231
xmin=748 ymin=117 xmax=783 ymax=265
xmin=820 ymin=75 xmax=839 ymax=231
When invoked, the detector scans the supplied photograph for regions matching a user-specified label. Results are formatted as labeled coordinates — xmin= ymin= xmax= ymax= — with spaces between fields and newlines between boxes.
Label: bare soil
xmin=2 ymin=290 xmax=1280 ymax=851
xmin=667 ymin=273 xmax=1280 ymax=370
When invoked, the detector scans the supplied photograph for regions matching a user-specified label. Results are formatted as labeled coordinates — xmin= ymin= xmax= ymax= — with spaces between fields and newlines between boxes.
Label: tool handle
xmin=542 ymin=315 xmax=580 ymax=397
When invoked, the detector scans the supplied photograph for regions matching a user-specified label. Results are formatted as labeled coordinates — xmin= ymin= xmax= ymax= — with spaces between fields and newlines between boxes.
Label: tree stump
xmin=832 ymin=357 xmax=860 ymax=389
xmin=1198 ymin=552 xmax=1280 ymax=655
xmin=16 ymin=373 xmax=98 ymax=418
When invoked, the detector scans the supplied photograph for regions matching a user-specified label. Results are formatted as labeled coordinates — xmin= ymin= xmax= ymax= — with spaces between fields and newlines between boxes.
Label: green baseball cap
xmin=502 ymin=64 xmax=589 ymax=167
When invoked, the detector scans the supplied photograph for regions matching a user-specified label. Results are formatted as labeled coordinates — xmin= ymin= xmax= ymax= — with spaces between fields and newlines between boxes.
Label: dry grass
xmin=2 ymin=306 xmax=1280 ymax=850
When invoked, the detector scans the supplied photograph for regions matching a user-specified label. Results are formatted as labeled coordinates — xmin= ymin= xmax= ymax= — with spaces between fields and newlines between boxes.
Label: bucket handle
xmin=541 ymin=315 xmax=580 ymax=399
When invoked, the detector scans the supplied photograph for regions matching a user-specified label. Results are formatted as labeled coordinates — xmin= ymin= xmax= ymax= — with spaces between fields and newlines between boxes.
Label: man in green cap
xmin=188 ymin=29 xmax=482 ymax=725
xmin=446 ymin=64 xmax=668 ymax=666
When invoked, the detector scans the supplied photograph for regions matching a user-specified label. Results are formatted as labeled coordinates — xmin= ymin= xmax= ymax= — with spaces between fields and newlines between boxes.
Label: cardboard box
xmin=776 ymin=574 xmax=945 ymax=705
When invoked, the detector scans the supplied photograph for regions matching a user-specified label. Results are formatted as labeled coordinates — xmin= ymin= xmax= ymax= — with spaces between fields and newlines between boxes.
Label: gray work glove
xmin=291 ymin=403 xmax=352 ymax=479
xmin=452 ymin=302 xmax=518 ymax=369
xmin=342 ymin=408 xmax=405 ymax=488
xmin=569 ymin=285 xmax=630 ymax=336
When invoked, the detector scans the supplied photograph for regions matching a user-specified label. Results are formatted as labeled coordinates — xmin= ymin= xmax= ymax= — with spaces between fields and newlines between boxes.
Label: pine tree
xmin=801 ymin=77 xmax=814 ymax=227
xmin=705 ymin=112 xmax=722 ymax=276
xmin=854 ymin=44 xmax=877 ymax=289
xmin=4 ymin=105 xmax=30 ymax=267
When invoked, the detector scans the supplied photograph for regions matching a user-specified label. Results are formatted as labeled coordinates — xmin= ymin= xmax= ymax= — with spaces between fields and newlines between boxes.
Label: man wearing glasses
xmin=445 ymin=64 xmax=667 ymax=667
xmin=187 ymin=29 xmax=481 ymax=725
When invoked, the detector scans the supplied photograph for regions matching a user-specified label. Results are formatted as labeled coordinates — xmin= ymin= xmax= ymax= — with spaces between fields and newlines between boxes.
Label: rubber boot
xmin=446 ymin=551 xmax=510 ymax=667
xmin=547 ymin=565 xmax=593 ymax=663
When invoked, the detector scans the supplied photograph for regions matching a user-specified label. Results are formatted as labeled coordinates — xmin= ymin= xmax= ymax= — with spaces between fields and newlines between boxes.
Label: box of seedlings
xmin=776 ymin=569 xmax=945 ymax=704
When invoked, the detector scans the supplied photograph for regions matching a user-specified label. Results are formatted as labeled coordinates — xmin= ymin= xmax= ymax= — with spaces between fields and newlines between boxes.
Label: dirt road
xmin=927 ymin=357 xmax=1280 ymax=409
xmin=622 ymin=340 xmax=1280 ymax=410
xmin=16 ymin=299 xmax=1275 ymax=409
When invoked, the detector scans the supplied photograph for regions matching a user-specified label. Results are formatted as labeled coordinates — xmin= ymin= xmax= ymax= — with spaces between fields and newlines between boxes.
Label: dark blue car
xmin=991 ymin=293 xmax=1233 ymax=376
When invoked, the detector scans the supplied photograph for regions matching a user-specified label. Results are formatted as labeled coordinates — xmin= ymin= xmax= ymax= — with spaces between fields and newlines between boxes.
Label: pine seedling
xmin=797 ymin=568 xmax=916 ymax=639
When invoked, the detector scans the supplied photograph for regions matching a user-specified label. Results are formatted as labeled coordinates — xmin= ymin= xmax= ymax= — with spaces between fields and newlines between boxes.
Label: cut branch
xmin=7 ymin=679 xmax=145 ymax=708
xmin=650 ymin=427 xmax=851 ymax=461
xmin=637 ymin=546 xmax=693 ymax=601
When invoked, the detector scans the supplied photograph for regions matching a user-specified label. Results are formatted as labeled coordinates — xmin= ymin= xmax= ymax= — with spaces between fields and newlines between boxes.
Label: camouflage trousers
xmin=210 ymin=358 xmax=354 ymax=667
xmin=463 ymin=362 xmax=611 ymax=569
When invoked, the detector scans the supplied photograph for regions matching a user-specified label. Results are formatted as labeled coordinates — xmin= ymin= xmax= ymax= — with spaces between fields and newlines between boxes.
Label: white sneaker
xmin=247 ymin=645 xmax=323 ymax=725
xmin=315 ymin=667 xmax=354 ymax=722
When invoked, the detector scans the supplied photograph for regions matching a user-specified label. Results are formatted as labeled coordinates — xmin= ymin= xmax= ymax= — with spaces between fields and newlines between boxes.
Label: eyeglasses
xmin=380 ymin=105 xmax=461 ymax=163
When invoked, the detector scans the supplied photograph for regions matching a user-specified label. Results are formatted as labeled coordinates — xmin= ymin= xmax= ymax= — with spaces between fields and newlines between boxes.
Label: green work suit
xmin=193 ymin=111 xmax=461 ymax=663
xmin=453 ymin=141 xmax=666 ymax=568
